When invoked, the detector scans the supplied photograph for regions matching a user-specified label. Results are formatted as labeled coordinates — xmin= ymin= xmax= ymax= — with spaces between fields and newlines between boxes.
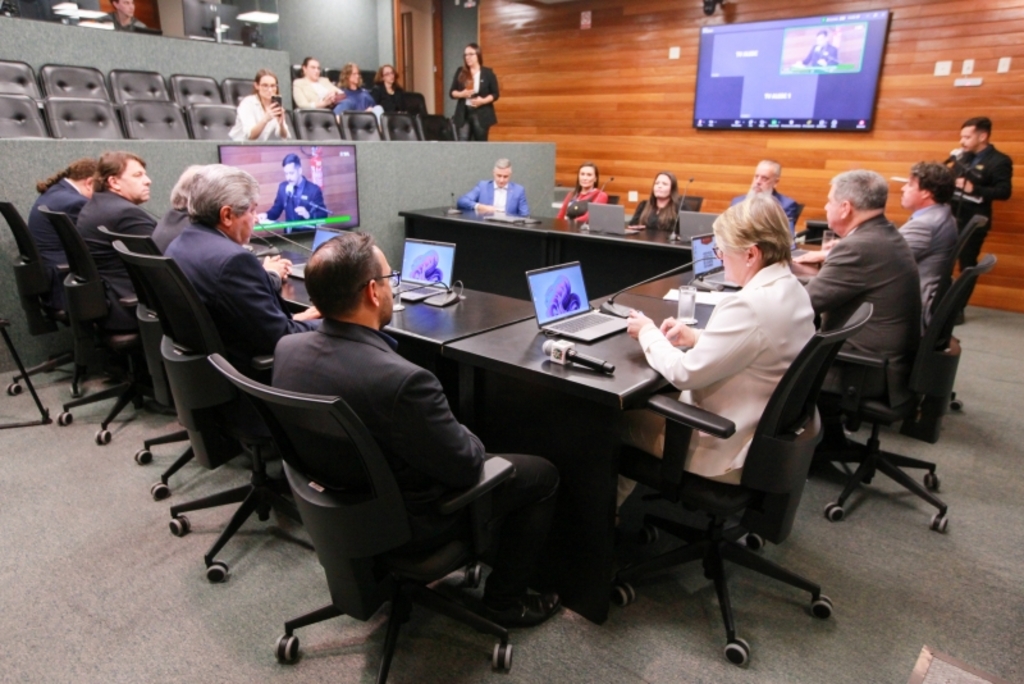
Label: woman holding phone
xmin=229 ymin=69 xmax=292 ymax=142
xmin=450 ymin=43 xmax=499 ymax=141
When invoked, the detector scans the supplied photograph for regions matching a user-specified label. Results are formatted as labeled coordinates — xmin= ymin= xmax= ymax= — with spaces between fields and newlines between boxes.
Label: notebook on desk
xmin=526 ymin=262 xmax=628 ymax=342
xmin=394 ymin=238 xmax=456 ymax=302
xmin=690 ymin=233 xmax=740 ymax=290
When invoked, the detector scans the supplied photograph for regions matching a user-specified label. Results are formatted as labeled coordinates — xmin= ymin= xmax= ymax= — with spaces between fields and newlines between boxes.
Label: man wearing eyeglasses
xmin=166 ymin=165 xmax=320 ymax=372
xmin=272 ymin=231 xmax=563 ymax=628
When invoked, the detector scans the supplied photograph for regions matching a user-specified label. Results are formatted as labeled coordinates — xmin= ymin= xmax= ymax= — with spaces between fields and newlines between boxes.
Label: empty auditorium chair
xmin=39 ymin=65 xmax=110 ymax=101
xmin=109 ymin=70 xmax=171 ymax=105
xmin=185 ymin=104 xmax=237 ymax=141
xmin=0 ymin=94 xmax=48 ymax=138
xmin=340 ymin=111 xmax=381 ymax=141
xmin=294 ymin=109 xmax=342 ymax=141
xmin=170 ymin=75 xmax=223 ymax=108
xmin=381 ymin=113 xmax=422 ymax=141
xmin=401 ymin=91 xmax=427 ymax=116
xmin=419 ymin=114 xmax=456 ymax=142
xmin=220 ymin=78 xmax=252 ymax=107
xmin=0 ymin=60 xmax=42 ymax=101
xmin=44 ymin=98 xmax=123 ymax=139
xmin=122 ymin=101 xmax=190 ymax=140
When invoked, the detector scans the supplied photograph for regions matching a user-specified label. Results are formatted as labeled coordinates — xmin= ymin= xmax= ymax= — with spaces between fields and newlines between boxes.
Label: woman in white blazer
xmin=618 ymin=194 xmax=815 ymax=507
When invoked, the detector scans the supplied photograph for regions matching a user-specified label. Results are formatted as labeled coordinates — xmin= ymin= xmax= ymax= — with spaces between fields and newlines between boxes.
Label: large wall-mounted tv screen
xmin=218 ymin=144 xmax=360 ymax=236
xmin=693 ymin=10 xmax=890 ymax=131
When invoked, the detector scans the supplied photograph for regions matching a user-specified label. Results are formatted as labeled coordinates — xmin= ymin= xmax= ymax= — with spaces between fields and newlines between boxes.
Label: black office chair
xmin=220 ymin=77 xmax=251 ymax=107
xmin=208 ymin=354 xmax=517 ymax=681
xmin=0 ymin=201 xmax=73 ymax=395
xmin=359 ymin=70 xmax=377 ymax=90
xmin=41 ymin=208 xmax=147 ymax=444
xmin=0 ymin=94 xmax=49 ymax=138
xmin=38 ymin=64 xmax=110 ymax=101
xmin=293 ymin=109 xmax=342 ymax=141
xmin=113 ymin=244 xmax=299 ymax=582
xmin=680 ymin=195 xmax=703 ymax=212
xmin=340 ymin=111 xmax=382 ymax=141
xmin=419 ymin=114 xmax=456 ymax=141
xmin=613 ymin=303 xmax=872 ymax=666
xmin=324 ymin=68 xmax=341 ymax=85
xmin=381 ymin=112 xmax=422 ymax=141
xmin=401 ymin=91 xmax=427 ymax=116
xmin=170 ymin=74 xmax=224 ymax=107
xmin=289 ymin=64 xmax=303 ymax=81
xmin=122 ymin=101 xmax=190 ymax=140
xmin=0 ymin=316 xmax=51 ymax=430
xmin=44 ymin=97 xmax=123 ymax=139
xmin=791 ymin=202 xmax=805 ymax=225
xmin=185 ymin=103 xmax=236 ymax=141
xmin=796 ymin=219 xmax=828 ymax=245
xmin=940 ymin=215 xmax=986 ymax=412
xmin=607 ymin=195 xmax=620 ymax=205
xmin=108 ymin=69 xmax=171 ymax=105
xmin=0 ymin=59 xmax=41 ymax=101
xmin=818 ymin=256 xmax=996 ymax=531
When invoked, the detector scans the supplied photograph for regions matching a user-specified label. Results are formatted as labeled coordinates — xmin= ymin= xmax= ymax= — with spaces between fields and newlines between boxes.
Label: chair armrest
xmin=250 ymin=355 xmax=274 ymax=372
xmin=57 ymin=263 xmax=69 ymax=274
xmin=118 ymin=295 xmax=138 ymax=309
xmin=834 ymin=350 xmax=888 ymax=415
xmin=836 ymin=349 xmax=887 ymax=369
xmin=436 ymin=456 xmax=514 ymax=516
xmin=646 ymin=394 xmax=735 ymax=439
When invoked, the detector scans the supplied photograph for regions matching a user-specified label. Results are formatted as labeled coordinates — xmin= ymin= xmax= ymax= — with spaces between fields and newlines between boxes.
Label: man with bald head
xmin=730 ymin=160 xmax=801 ymax=234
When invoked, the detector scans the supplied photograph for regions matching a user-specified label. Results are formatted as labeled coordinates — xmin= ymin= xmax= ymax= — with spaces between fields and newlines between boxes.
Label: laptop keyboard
xmin=550 ymin=313 xmax=608 ymax=334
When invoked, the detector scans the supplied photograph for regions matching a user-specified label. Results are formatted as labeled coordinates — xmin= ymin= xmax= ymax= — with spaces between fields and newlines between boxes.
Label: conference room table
xmin=401 ymin=208 xmax=693 ymax=300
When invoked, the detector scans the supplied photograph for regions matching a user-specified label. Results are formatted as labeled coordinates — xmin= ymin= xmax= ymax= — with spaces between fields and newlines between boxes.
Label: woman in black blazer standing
xmin=450 ymin=43 xmax=499 ymax=141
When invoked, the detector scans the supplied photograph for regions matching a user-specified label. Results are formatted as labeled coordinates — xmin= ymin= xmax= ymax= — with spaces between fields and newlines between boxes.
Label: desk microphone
xmin=599 ymin=258 xmax=697 ymax=318
xmin=542 ymin=339 xmax=615 ymax=374
xmin=446 ymin=192 xmax=462 ymax=215
xmin=252 ymin=232 xmax=312 ymax=254
xmin=670 ymin=177 xmax=695 ymax=243
xmin=598 ymin=176 xmax=615 ymax=195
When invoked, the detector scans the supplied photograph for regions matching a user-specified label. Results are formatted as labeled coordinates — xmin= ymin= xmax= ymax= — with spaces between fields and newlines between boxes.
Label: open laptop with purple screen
xmin=526 ymin=262 xmax=627 ymax=342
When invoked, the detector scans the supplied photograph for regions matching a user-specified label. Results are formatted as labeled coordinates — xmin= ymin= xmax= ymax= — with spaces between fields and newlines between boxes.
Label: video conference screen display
xmin=693 ymin=10 xmax=890 ymax=131
xmin=218 ymin=144 xmax=360 ymax=236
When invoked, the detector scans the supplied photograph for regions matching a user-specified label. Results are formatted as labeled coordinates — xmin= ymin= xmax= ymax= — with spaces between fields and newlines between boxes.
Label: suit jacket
xmin=952 ymin=143 xmax=1013 ymax=224
xmin=29 ymin=179 xmax=89 ymax=311
xmin=151 ymin=208 xmax=192 ymax=254
xmin=802 ymin=43 xmax=839 ymax=67
xmin=730 ymin=189 xmax=801 ymax=234
xmin=457 ymin=180 xmax=529 ymax=217
xmin=272 ymin=319 xmax=484 ymax=536
xmin=804 ymin=214 xmax=921 ymax=405
xmin=450 ymin=66 xmax=499 ymax=128
xmin=899 ymin=203 xmax=957 ymax=327
xmin=165 ymin=222 xmax=318 ymax=368
xmin=265 ymin=176 xmax=328 ymax=226
xmin=635 ymin=263 xmax=815 ymax=482
xmin=76 ymin=191 xmax=157 ymax=330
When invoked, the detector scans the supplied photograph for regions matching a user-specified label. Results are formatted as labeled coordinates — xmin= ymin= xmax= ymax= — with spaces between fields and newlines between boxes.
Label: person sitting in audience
xmin=165 ymin=165 xmax=319 ymax=371
xmin=272 ymin=231 xmax=562 ymax=628
xmin=730 ymin=160 xmax=800 ymax=234
xmin=152 ymin=165 xmax=202 ymax=253
xmin=332 ymin=63 xmax=383 ymax=120
xmin=102 ymin=0 xmax=146 ymax=31
xmin=28 ymin=157 xmax=97 ymax=312
xmin=457 ymin=158 xmax=529 ymax=217
xmin=898 ymin=162 xmax=958 ymax=327
xmin=629 ymin=171 xmax=680 ymax=231
xmin=291 ymin=57 xmax=344 ymax=110
xmin=76 ymin=151 xmax=157 ymax=331
xmin=556 ymin=162 xmax=609 ymax=223
xmin=617 ymin=195 xmax=814 ymax=507
xmin=370 ymin=64 xmax=406 ymax=114
xmin=229 ymin=69 xmax=292 ymax=142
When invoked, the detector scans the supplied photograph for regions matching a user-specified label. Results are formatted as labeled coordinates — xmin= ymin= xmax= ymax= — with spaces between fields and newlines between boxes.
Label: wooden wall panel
xmin=481 ymin=0 xmax=1024 ymax=312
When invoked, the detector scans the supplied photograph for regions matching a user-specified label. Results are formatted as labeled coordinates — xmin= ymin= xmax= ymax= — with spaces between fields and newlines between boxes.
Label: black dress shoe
xmin=481 ymin=592 xmax=561 ymax=628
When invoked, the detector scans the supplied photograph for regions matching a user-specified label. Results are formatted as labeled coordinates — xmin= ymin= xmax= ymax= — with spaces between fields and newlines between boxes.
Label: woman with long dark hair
xmin=449 ymin=43 xmax=499 ymax=141
xmin=557 ymin=162 xmax=609 ymax=222
xmin=629 ymin=171 xmax=680 ymax=231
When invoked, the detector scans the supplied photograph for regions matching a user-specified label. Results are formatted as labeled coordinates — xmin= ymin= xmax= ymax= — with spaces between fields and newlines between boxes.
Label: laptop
xmin=484 ymin=213 xmax=542 ymax=225
xmin=394 ymin=238 xmax=457 ymax=302
xmin=677 ymin=212 xmax=719 ymax=241
xmin=689 ymin=233 xmax=740 ymax=290
xmin=586 ymin=203 xmax=639 ymax=235
xmin=288 ymin=227 xmax=346 ymax=279
xmin=526 ymin=262 xmax=628 ymax=342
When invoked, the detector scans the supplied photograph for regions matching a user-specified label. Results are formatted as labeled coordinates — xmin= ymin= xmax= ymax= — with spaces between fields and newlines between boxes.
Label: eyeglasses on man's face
xmin=358 ymin=271 xmax=401 ymax=291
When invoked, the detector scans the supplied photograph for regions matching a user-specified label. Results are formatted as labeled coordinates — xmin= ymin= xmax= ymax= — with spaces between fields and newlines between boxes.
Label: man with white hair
xmin=730 ymin=160 xmax=801 ymax=233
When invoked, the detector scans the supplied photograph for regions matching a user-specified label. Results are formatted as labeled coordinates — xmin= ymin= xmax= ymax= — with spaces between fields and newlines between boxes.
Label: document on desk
xmin=663 ymin=289 xmax=730 ymax=307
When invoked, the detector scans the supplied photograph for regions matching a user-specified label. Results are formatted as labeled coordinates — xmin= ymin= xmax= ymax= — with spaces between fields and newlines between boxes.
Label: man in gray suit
xmin=898 ymin=162 xmax=957 ymax=328
xmin=793 ymin=170 xmax=920 ymax=408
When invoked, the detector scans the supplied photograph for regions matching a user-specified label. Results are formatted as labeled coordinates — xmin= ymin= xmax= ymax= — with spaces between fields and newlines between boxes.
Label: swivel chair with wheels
xmin=613 ymin=303 xmax=872 ymax=666
xmin=208 ymin=354 xmax=517 ymax=682
xmin=113 ymin=243 xmax=300 ymax=582
xmin=0 ymin=316 xmax=51 ymax=429
xmin=938 ymin=214 xmax=986 ymax=412
xmin=817 ymin=256 xmax=996 ymax=531
xmin=42 ymin=208 xmax=148 ymax=445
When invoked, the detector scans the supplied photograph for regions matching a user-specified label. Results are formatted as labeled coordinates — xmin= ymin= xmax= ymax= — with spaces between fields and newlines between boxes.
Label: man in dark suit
xmin=800 ymin=30 xmax=839 ymax=68
xmin=794 ymin=170 xmax=921 ymax=408
xmin=949 ymin=116 xmax=1013 ymax=271
xmin=27 ymin=158 xmax=97 ymax=312
xmin=165 ymin=164 xmax=320 ymax=371
xmin=272 ymin=231 xmax=561 ymax=628
xmin=262 ymin=153 xmax=328 ymax=232
xmin=76 ymin=151 xmax=157 ymax=331
xmin=457 ymin=158 xmax=530 ymax=217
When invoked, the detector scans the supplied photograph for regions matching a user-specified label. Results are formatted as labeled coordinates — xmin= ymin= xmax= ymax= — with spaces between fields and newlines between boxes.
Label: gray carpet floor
xmin=1 ymin=305 xmax=1022 ymax=684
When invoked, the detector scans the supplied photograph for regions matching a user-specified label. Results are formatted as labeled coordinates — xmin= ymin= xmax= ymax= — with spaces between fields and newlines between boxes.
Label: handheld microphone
xmin=542 ymin=339 xmax=615 ymax=374
xmin=446 ymin=192 xmax=462 ymax=215
xmin=599 ymin=258 xmax=698 ymax=318
xmin=286 ymin=184 xmax=294 ymax=198
xmin=670 ymin=177 xmax=695 ymax=243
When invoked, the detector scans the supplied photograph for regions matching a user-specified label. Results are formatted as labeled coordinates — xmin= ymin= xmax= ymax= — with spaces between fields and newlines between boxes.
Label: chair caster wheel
xmin=7 ymin=382 xmax=22 ymax=396
xmin=57 ymin=411 xmax=73 ymax=426
xmin=95 ymin=429 xmax=112 ymax=445
xmin=169 ymin=514 xmax=191 ymax=537
xmin=206 ymin=561 xmax=229 ymax=583
xmin=724 ymin=637 xmax=750 ymax=666
xmin=276 ymin=634 xmax=299 ymax=663
xmin=462 ymin=562 xmax=482 ymax=589
xmin=950 ymin=397 xmax=963 ymax=412
xmin=824 ymin=502 xmax=845 ymax=522
xmin=923 ymin=472 xmax=940 ymax=491
xmin=744 ymin=533 xmax=764 ymax=551
xmin=811 ymin=594 xmax=833 ymax=619
xmin=639 ymin=524 xmax=659 ymax=545
xmin=135 ymin=448 xmax=153 ymax=465
xmin=930 ymin=512 xmax=949 ymax=533
xmin=492 ymin=642 xmax=513 ymax=671
xmin=611 ymin=581 xmax=636 ymax=607
xmin=150 ymin=482 xmax=171 ymax=501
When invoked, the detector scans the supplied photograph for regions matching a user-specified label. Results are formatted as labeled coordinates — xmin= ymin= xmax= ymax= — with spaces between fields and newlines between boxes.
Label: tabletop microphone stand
xmin=446 ymin=192 xmax=462 ymax=215
xmin=669 ymin=177 xmax=695 ymax=243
